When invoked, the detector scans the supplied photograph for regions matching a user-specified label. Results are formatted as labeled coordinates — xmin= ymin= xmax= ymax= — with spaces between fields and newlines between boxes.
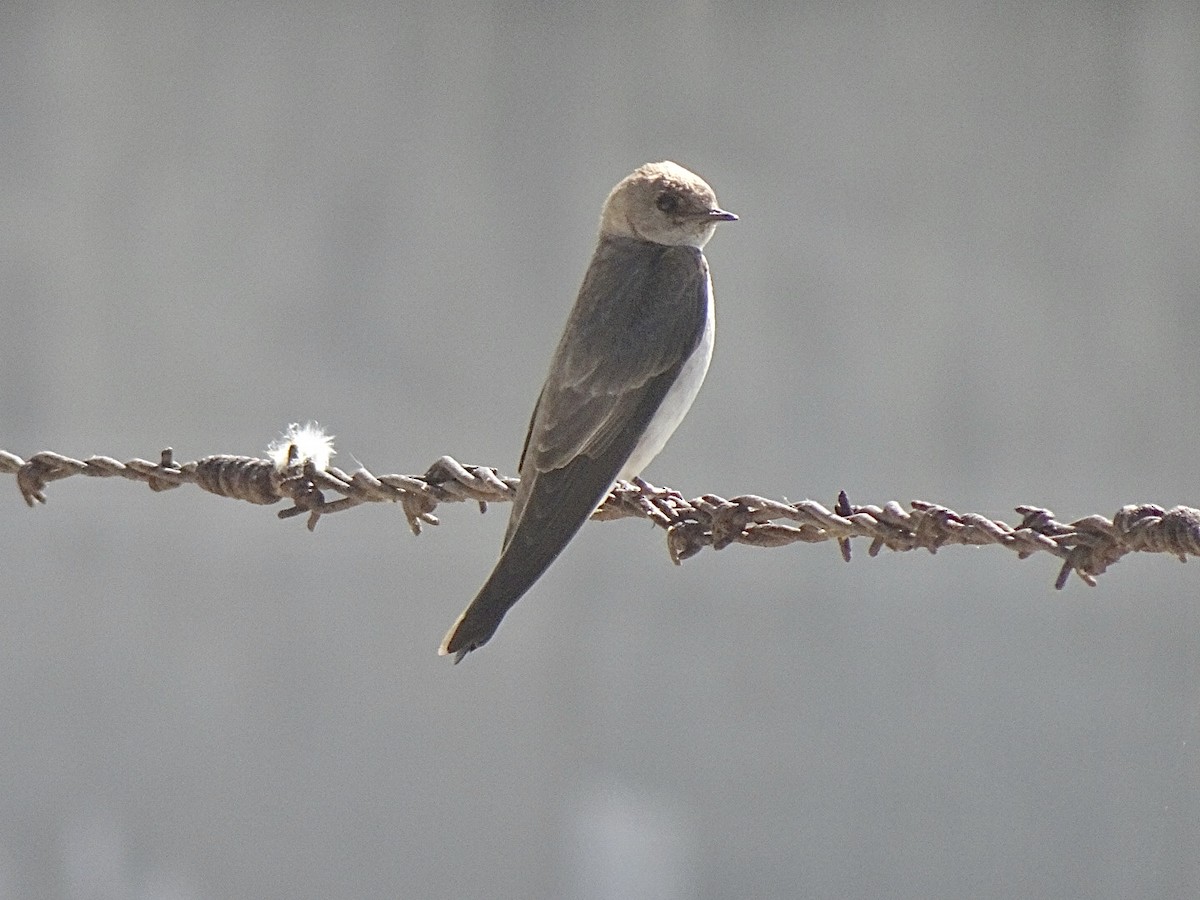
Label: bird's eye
xmin=655 ymin=191 xmax=680 ymax=213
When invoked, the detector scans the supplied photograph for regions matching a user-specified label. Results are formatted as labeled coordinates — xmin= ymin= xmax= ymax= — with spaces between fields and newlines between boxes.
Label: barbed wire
xmin=3 ymin=444 xmax=1198 ymax=589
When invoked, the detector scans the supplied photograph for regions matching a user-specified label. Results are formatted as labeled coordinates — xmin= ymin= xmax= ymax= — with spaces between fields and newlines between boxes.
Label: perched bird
xmin=440 ymin=161 xmax=736 ymax=661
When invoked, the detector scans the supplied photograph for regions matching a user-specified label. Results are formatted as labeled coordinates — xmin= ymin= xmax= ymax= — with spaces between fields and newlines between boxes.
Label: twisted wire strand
xmin=3 ymin=446 xmax=1197 ymax=588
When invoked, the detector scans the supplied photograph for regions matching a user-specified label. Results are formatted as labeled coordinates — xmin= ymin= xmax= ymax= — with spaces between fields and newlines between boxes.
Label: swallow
xmin=440 ymin=161 xmax=736 ymax=660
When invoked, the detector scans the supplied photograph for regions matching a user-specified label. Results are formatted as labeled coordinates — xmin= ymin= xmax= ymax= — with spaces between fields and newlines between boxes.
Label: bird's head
xmin=600 ymin=160 xmax=736 ymax=248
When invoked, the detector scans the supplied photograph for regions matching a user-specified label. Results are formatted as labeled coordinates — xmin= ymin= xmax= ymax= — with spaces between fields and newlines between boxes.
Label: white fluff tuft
xmin=267 ymin=422 xmax=336 ymax=472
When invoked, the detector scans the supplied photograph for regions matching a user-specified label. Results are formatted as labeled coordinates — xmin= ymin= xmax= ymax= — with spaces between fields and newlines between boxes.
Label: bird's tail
xmin=438 ymin=600 xmax=502 ymax=664
xmin=440 ymin=460 xmax=620 ymax=662
xmin=438 ymin=524 xmax=576 ymax=662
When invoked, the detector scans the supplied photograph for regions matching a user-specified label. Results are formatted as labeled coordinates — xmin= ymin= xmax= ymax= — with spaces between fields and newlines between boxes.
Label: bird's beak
xmin=705 ymin=207 xmax=738 ymax=222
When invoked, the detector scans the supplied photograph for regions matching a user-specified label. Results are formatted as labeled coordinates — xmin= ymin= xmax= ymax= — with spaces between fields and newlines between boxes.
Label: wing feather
xmin=441 ymin=237 xmax=711 ymax=658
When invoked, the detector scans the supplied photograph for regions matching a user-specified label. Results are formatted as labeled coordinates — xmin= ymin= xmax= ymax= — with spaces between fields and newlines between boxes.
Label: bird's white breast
xmin=618 ymin=270 xmax=715 ymax=480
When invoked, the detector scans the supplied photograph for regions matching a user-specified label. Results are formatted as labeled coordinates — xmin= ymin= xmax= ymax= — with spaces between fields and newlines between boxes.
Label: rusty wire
xmin=3 ymin=446 xmax=1198 ymax=589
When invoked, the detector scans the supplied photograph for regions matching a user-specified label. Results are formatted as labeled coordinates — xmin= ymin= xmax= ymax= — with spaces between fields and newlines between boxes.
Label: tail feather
xmin=438 ymin=607 xmax=489 ymax=664
xmin=440 ymin=465 xmax=615 ymax=661
xmin=438 ymin=568 xmax=528 ymax=662
xmin=438 ymin=520 xmax=579 ymax=662
xmin=438 ymin=554 xmax=556 ymax=662
xmin=441 ymin=448 xmax=636 ymax=661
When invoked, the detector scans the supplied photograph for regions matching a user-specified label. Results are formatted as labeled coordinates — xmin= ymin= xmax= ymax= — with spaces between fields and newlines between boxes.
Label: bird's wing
xmin=441 ymin=239 xmax=710 ymax=659
xmin=506 ymin=238 xmax=710 ymax=544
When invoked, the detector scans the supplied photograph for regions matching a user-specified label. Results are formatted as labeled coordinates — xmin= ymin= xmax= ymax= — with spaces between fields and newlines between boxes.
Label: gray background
xmin=2 ymin=2 xmax=1198 ymax=898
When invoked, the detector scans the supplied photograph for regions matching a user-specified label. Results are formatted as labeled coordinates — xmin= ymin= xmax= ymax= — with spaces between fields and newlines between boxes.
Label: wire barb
xmin=3 ymin=446 xmax=1198 ymax=588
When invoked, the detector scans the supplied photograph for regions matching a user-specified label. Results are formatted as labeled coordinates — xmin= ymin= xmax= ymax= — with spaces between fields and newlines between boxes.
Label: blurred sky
xmin=2 ymin=2 xmax=1198 ymax=899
